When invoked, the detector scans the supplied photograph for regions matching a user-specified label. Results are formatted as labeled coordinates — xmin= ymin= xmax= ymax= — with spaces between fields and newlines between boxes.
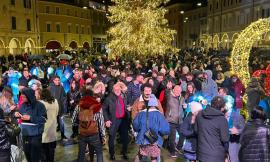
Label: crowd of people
xmin=0 ymin=48 xmax=269 ymax=162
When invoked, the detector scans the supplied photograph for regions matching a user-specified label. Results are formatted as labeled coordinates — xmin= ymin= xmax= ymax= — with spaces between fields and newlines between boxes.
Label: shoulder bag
xmin=144 ymin=108 xmax=158 ymax=144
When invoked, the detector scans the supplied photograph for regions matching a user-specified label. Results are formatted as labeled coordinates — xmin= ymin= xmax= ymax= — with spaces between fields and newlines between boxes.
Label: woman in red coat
xmin=231 ymin=75 xmax=245 ymax=109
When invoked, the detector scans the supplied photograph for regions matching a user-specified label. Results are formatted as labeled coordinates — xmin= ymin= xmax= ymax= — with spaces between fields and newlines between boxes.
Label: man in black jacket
xmin=102 ymin=82 xmax=129 ymax=161
xmin=195 ymin=96 xmax=229 ymax=162
xmin=48 ymin=76 xmax=68 ymax=140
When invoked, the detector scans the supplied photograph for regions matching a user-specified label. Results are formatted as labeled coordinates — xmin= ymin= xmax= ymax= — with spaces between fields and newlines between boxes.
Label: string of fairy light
xmin=107 ymin=0 xmax=178 ymax=59
xmin=231 ymin=18 xmax=270 ymax=88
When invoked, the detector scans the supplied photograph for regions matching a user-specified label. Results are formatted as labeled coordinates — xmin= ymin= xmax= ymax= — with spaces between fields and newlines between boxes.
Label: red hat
xmin=79 ymin=96 xmax=101 ymax=113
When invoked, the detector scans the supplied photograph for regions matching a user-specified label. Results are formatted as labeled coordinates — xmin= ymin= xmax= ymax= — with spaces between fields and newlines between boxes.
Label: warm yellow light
xmin=107 ymin=0 xmax=178 ymax=59
xmin=231 ymin=18 xmax=270 ymax=88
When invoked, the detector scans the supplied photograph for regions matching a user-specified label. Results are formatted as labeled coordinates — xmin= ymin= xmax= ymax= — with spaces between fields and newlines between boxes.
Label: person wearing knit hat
xmin=28 ymin=79 xmax=42 ymax=91
xmin=189 ymin=101 xmax=203 ymax=114
xmin=181 ymin=101 xmax=202 ymax=162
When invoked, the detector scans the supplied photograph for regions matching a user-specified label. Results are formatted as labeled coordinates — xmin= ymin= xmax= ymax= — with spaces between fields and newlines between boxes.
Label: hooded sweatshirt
xmin=202 ymin=70 xmax=218 ymax=103
xmin=19 ymin=88 xmax=47 ymax=137
xmin=195 ymin=106 xmax=229 ymax=162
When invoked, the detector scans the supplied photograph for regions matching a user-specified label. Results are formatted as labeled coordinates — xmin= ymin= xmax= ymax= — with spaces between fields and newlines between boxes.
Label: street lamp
xmin=180 ymin=10 xmax=184 ymax=14
xmin=197 ymin=2 xmax=202 ymax=7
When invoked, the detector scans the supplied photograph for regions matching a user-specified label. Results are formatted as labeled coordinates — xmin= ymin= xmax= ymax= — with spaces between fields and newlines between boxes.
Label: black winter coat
xmin=102 ymin=93 xmax=129 ymax=122
xmin=239 ymin=119 xmax=270 ymax=162
xmin=180 ymin=113 xmax=197 ymax=152
xmin=246 ymin=78 xmax=265 ymax=111
xmin=48 ymin=84 xmax=67 ymax=116
xmin=195 ymin=107 xmax=229 ymax=162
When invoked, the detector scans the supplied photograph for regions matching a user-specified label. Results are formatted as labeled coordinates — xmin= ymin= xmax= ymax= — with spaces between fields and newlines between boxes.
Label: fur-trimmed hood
xmin=79 ymin=96 xmax=101 ymax=113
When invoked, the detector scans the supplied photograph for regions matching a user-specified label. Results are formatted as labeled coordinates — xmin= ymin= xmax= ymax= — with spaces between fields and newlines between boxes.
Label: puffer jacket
xmin=133 ymin=108 xmax=170 ymax=147
xmin=239 ymin=119 xmax=270 ymax=162
xmin=19 ymin=88 xmax=47 ymax=137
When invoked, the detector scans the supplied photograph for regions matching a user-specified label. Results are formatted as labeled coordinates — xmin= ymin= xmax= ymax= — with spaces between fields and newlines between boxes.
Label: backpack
xmin=78 ymin=108 xmax=98 ymax=136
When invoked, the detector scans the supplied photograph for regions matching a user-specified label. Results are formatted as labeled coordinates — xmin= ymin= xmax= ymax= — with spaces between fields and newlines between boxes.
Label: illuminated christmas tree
xmin=107 ymin=0 xmax=178 ymax=59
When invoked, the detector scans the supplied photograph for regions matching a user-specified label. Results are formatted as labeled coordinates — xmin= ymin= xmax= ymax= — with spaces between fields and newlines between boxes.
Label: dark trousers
xmin=41 ymin=141 xmax=56 ymax=162
xmin=57 ymin=115 xmax=65 ymax=137
xmin=72 ymin=125 xmax=79 ymax=136
xmin=23 ymin=135 xmax=42 ymax=162
xmin=77 ymin=134 xmax=103 ymax=162
xmin=0 ymin=150 xmax=10 ymax=162
xmin=168 ymin=122 xmax=184 ymax=154
xmin=108 ymin=119 xmax=129 ymax=156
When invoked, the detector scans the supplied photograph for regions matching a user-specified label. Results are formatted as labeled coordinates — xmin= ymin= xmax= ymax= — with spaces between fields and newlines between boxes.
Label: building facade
xmin=38 ymin=0 xmax=93 ymax=53
xmin=165 ymin=3 xmax=193 ymax=48
xmin=168 ymin=0 xmax=270 ymax=49
xmin=0 ymin=0 xmax=108 ymax=56
xmin=91 ymin=8 xmax=108 ymax=53
xmin=0 ymin=0 xmax=38 ymax=56
xmin=207 ymin=0 xmax=270 ymax=49
xmin=182 ymin=6 xmax=208 ymax=48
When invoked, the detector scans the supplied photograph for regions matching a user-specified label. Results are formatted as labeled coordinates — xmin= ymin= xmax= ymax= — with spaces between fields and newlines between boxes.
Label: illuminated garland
xmin=107 ymin=0 xmax=179 ymax=59
xmin=231 ymin=18 xmax=270 ymax=87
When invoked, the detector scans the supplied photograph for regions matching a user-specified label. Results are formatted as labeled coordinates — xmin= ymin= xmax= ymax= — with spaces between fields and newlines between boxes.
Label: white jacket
xmin=41 ymin=99 xmax=59 ymax=143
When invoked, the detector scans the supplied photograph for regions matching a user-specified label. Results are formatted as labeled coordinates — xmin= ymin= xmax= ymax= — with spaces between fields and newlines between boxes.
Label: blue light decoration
xmin=185 ymin=93 xmax=207 ymax=116
xmin=30 ymin=67 xmax=44 ymax=78
xmin=224 ymin=95 xmax=234 ymax=112
xmin=224 ymin=95 xmax=235 ymax=129
xmin=55 ymin=66 xmax=73 ymax=93
xmin=7 ymin=71 xmax=22 ymax=104
xmin=259 ymin=98 xmax=270 ymax=119
xmin=28 ymin=79 xmax=41 ymax=89
xmin=47 ymin=67 xmax=54 ymax=79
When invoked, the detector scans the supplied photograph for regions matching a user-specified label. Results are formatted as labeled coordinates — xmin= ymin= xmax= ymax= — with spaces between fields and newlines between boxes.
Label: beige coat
xmin=41 ymin=99 xmax=59 ymax=143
